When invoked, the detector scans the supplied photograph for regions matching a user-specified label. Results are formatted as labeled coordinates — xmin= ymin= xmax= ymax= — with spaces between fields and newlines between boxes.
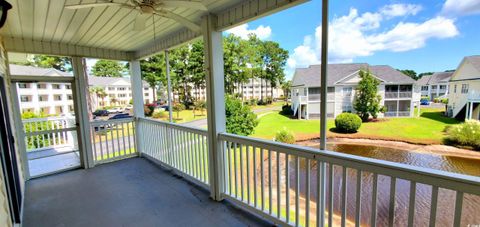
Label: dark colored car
xmin=108 ymin=113 xmax=132 ymax=120
xmin=93 ymin=109 xmax=109 ymax=116
xmin=160 ymin=105 xmax=170 ymax=111
xmin=420 ymin=99 xmax=430 ymax=105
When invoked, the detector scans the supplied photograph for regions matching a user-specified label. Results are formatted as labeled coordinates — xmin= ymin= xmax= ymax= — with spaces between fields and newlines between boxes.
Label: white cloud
xmin=286 ymin=6 xmax=459 ymax=77
xmin=380 ymin=4 xmax=423 ymax=18
xmin=441 ymin=0 xmax=480 ymax=16
xmin=226 ymin=24 xmax=272 ymax=40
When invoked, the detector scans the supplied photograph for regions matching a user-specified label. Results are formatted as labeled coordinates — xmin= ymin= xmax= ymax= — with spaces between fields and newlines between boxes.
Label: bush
xmin=249 ymin=99 xmax=258 ymax=106
xmin=420 ymin=96 xmax=430 ymax=102
xmin=194 ymin=100 xmax=206 ymax=116
xmin=266 ymin=97 xmax=273 ymax=104
xmin=172 ymin=103 xmax=185 ymax=119
xmin=274 ymin=128 xmax=295 ymax=144
xmin=335 ymin=113 xmax=362 ymax=133
xmin=441 ymin=98 xmax=448 ymax=104
xmin=152 ymin=109 xmax=168 ymax=119
xmin=445 ymin=120 xmax=480 ymax=150
xmin=226 ymin=96 xmax=258 ymax=136
xmin=280 ymin=104 xmax=294 ymax=116
xmin=144 ymin=104 xmax=155 ymax=117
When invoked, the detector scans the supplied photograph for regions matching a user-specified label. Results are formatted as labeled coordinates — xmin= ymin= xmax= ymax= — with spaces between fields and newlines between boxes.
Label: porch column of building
xmin=71 ymin=57 xmax=94 ymax=168
xmin=468 ymin=101 xmax=474 ymax=120
xmin=202 ymin=14 xmax=226 ymax=201
xmin=165 ymin=50 xmax=173 ymax=123
xmin=129 ymin=60 xmax=145 ymax=156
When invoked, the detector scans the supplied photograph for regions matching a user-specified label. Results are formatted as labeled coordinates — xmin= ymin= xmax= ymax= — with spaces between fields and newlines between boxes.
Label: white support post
xmin=72 ymin=57 xmax=94 ymax=168
xmin=203 ymin=14 xmax=226 ymax=201
xmin=165 ymin=50 xmax=173 ymax=123
xmin=319 ymin=0 xmax=329 ymax=150
xmin=468 ymin=101 xmax=473 ymax=120
xmin=130 ymin=60 xmax=145 ymax=156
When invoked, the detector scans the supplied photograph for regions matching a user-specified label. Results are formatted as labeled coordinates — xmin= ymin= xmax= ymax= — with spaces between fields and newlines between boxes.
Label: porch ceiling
xmin=1 ymin=0 xmax=307 ymax=60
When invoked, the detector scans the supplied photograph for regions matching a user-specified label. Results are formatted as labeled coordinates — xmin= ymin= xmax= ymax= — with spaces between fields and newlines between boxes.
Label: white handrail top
xmin=22 ymin=116 xmax=75 ymax=123
xmin=138 ymin=117 xmax=208 ymax=136
xmin=90 ymin=118 xmax=134 ymax=126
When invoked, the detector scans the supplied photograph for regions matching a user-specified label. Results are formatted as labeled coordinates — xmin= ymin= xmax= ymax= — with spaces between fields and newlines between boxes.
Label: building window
xmin=69 ymin=105 xmax=74 ymax=112
xmin=20 ymin=95 xmax=30 ymax=102
xmin=67 ymin=95 xmax=73 ymax=100
xmin=52 ymin=84 xmax=61 ymax=89
xmin=37 ymin=83 xmax=47 ymax=89
xmin=454 ymin=84 xmax=457 ymax=93
xmin=144 ymin=87 xmax=149 ymax=91
xmin=18 ymin=83 xmax=29 ymax=88
xmin=118 ymin=87 xmax=126 ymax=91
xmin=431 ymin=85 xmax=437 ymax=90
xmin=342 ymin=87 xmax=353 ymax=96
xmin=118 ymin=94 xmax=127 ymax=98
xmin=65 ymin=85 xmax=71 ymax=89
xmin=342 ymin=105 xmax=353 ymax=113
xmin=144 ymin=93 xmax=149 ymax=96
xmin=421 ymin=86 xmax=429 ymax=91
xmin=461 ymin=84 xmax=469 ymax=94
xmin=439 ymin=85 xmax=447 ymax=90
xmin=108 ymin=87 xmax=115 ymax=91
xmin=38 ymin=95 xmax=48 ymax=102
xmin=54 ymin=95 xmax=62 ymax=101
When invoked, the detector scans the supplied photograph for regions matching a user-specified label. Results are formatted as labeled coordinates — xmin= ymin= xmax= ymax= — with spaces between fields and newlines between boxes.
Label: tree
xmin=188 ymin=40 xmax=206 ymax=101
xmin=172 ymin=102 xmax=185 ymax=120
xmin=262 ymin=40 xmax=289 ymax=99
xmin=353 ymin=70 xmax=383 ymax=122
xmin=281 ymin=80 xmax=292 ymax=103
xmin=398 ymin=69 xmax=417 ymax=80
xmin=225 ymin=96 xmax=258 ymax=136
xmin=140 ymin=54 xmax=166 ymax=102
xmin=92 ymin=59 xmax=124 ymax=77
xmin=30 ymin=55 xmax=72 ymax=72
xmin=89 ymin=86 xmax=107 ymax=108
xmin=418 ymin=72 xmax=434 ymax=79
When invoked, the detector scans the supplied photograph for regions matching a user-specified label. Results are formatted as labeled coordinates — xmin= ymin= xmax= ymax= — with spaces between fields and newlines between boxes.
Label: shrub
xmin=274 ymin=128 xmax=295 ymax=144
xmin=441 ymin=98 xmax=449 ymax=104
xmin=172 ymin=103 xmax=185 ymax=119
xmin=249 ymin=99 xmax=258 ymax=106
xmin=280 ymin=104 xmax=294 ymax=116
xmin=421 ymin=96 xmax=430 ymax=102
xmin=445 ymin=120 xmax=480 ymax=150
xmin=144 ymin=104 xmax=154 ymax=116
xmin=226 ymin=96 xmax=258 ymax=136
xmin=152 ymin=109 xmax=168 ymax=119
xmin=335 ymin=113 xmax=362 ymax=133
xmin=266 ymin=97 xmax=273 ymax=104
xmin=194 ymin=100 xmax=206 ymax=116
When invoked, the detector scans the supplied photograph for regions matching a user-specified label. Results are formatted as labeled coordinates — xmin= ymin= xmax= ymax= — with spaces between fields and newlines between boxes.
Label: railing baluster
xmin=407 ymin=181 xmax=416 ymax=227
xmin=196 ymin=134 xmax=201 ymax=181
xmin=227 ymin=142 xmax=232 ymax=195
xmin=121 ymin=122 xmax=127 ymax=156
xmin=295 ymin=156 xmax=300 ymax=227
xmin=341 ymin=167 xmax=347 ymax=227
xmin=306 ymin=159 xmax=311 ymax=227
xmin=286 ymin=153 xmax=290 ymax=223
xmin=269 ymin=149 xmax=273 ymax=215
xmin=126 ymin=121 xmax=132 ymax=155
xmin=261 ymin=148 xmax=265 ymax=211
xmin=247 ymin=145 xmax=251 ymax=204
xmin=240 ymin=144 xmax=245 ymax=201
xmin=429 ymin=186 xmax=438 ymax=227
xmin=234 ymin=142 xmax=238 ymax=199
xmin=328 ymin=164 xmax=333 ymax=227
xmin=201 ymin=134 xmax=207 ymax=183
xmin=277 ymin=151 xmax=281 ymax=219
xmin=388 ymin=177 xmax=396 ymax=227
xmin=371 ymin=173 xmax=378 ymax=227
xmin=318 ymin=161 xmax=326 ymax=227
xmin=253 ymin=146 xmax=257 ymax=208
xmin=453 ymin=192 xmax=463 ymax=227
xmin=355 ymin=170 xmax=362 ymax=227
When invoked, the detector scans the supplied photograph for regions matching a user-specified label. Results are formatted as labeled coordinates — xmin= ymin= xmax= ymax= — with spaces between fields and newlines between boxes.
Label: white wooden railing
xmin=217 ymin=133 xmax=480 ymax=227
xmin=90 ymin=118 xmax=137 ymax=164
xmin=137 ymin=117 xmax=209 ymax=187
xmin=22 ymin=117 xmax=76 ymax=152
xmin=385 ymin=92 xmax=413 ymax=99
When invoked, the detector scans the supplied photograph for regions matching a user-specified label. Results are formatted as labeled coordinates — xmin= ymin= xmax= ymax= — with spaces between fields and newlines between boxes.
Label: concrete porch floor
xmin=23 ymin=158 xmax=269 ymax=227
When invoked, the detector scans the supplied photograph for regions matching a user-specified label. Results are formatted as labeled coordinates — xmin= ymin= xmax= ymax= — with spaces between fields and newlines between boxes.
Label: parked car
xmin=124 ymin=105 xmax=133 ymax=110
xmin=93 ymin=109 xmax=109 ymax=116
xmin=108 ymin=113 xmax=132 ymax=120
xmin=420 ymin=99 xmax=430 ymax=105
xmin=107 ymin=107 xmax=123 ymax=113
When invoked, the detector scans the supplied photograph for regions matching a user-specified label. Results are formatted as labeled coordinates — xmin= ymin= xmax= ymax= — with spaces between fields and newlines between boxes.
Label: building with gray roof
xmin=416 ymin=71 xmax=454 ymax=100
xmin=291 ymin=63 xmax=420 ymax=119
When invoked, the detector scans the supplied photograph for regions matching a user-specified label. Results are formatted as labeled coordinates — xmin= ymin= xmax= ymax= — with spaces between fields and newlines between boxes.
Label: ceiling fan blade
xmin=161 ymin=1 xmax=207 ymax=11
xmin=134 ymin=13 xmax=149 ymax=31
xmin=65 ymin=2 xmax=123 ymax=9
xmin=155 ymin=10 xmax=201 ymax=32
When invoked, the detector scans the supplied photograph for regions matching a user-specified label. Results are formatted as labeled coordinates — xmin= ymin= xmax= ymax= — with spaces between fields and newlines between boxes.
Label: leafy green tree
xmin=89 ymin=86 xmax=107 ymax=107
xmin=92 ymin=59 xmax=124 ymax=77
xmin=225 ymin=96 xmax=258 ymax=136
xmin=188 ymin=40 xmax=206 ymax=101
xmin=281 ymin=80 xmax=292 ymax=103
xmin=169 ymin=45 xmax=192 ymax=107
xmin=262 ymin=40 xmax=289 ymax=99
xmin=353 ymin=70 xmax=383 ymax=122
xmin=140 ymin=53 xmax=166 ymax=102
xmin=245 ymin=35 xmax=266 ymax=101
xmin=418 ymin=72 xmax=434 ymax=79
xmin=173 ymin=102 xmax=185 ymax=120
xmin=223 ymin=34 xmax=248 ymax=95
xmin=398 ymin=69 xmax=417 ymax=80
xmin=30 ymin=55 xmax=72 ymax=72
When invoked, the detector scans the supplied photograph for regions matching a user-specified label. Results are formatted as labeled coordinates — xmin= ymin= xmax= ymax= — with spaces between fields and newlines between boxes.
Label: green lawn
xmin=252 ymin=108 xmax=461 ymax=144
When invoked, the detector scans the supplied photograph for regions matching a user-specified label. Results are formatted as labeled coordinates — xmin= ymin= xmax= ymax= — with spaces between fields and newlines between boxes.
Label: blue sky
xmin=226 ymin=0 xmax=480 ymax=79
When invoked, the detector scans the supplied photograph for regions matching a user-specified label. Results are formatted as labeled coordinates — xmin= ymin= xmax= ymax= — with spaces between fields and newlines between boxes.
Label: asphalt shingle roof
xmin=416 ymin=71 xmax=453 ymax=85
xmin=465 ymin=55 xmax=480 ymax=72
xmin=292 ymin=63 xmax=415 ymax=87
xmin=9 ymin=64 xmax=72 ymax=77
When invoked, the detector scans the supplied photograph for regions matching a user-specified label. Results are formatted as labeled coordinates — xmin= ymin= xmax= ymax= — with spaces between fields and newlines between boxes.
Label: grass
xmin=252 ymin=108 xmax=461 ymax=144
xmin=251 ymin=101 xmax=285 ymax=110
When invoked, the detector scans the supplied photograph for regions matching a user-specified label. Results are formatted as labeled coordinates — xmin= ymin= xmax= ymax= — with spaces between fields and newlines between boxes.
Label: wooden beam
xmin=2 ymin=37 xmax=134 ymax=61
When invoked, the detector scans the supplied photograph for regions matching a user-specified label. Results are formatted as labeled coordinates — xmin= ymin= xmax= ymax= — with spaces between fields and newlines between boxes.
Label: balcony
xmin=385 ymin=92 xmax=412 ymax=99
xmin=21 ymin=117 xmax=480 ymax=226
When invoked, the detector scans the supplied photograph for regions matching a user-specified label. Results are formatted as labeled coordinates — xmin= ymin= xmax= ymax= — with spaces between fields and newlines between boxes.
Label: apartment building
xmin=291 ymin=63 xmax=420 ymax=119
xmin=10 ymin=64 xmax=154 ymax=115
xmin=416 ymin=71 xmax=453 ymax=100
xmin=234 ymin=78 xmax=284 ymax=100
xmin=10 ymin=64 xmax=74 ymax=115
xmin=447 ymin=56 xmax=480 ymax=120
xmin=88 ymin=76 xmax=154 ymax=110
